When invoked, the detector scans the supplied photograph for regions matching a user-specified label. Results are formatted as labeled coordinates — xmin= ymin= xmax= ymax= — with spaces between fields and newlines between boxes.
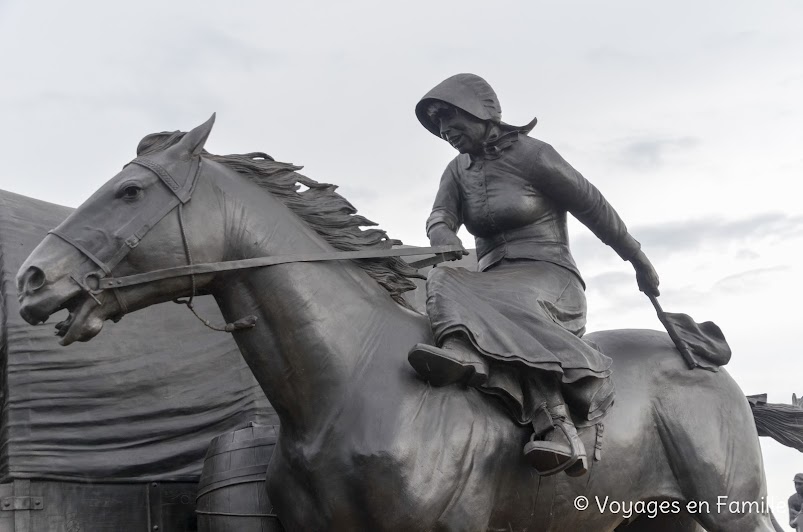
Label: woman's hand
xmin=429 ymin=223 xmax=468 ymax=261
xmin=630 ymin=250 xmax=660 ymax=296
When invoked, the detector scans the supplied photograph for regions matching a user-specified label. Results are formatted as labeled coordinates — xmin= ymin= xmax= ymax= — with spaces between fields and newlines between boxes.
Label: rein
xmin=76 ymin=237 xmax=464 ymax=332
xmin=96 ymin=245 xmax=465 ymax=291
xmin=103 ymin=243 xmax=463 ymax=333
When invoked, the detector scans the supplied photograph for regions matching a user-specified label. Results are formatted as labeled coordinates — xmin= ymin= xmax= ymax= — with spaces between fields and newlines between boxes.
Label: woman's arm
xmin=630 ymin=249 xmax=660 ymax=296
xmin=531 ymin=143 xmax=660 ymax=295
xmin=426 ymin=163 xmax=466 ymax=261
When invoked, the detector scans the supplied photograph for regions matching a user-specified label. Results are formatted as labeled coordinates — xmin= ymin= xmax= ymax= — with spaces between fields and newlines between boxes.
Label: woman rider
xmin=408 ymin=73 xmax=660 ymax=477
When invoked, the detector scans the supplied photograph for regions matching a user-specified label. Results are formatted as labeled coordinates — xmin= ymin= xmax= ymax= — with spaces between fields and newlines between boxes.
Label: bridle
xmin=50 ymin=153 xmax=464 ymax=332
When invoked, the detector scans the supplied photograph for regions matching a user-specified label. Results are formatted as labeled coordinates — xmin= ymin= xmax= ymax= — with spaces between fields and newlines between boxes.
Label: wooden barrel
xmin=196 ymin=423 xmax=283 ymax=532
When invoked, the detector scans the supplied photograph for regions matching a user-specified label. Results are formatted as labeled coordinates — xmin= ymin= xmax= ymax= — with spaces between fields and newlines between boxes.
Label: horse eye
xmin=121 ymin=184 xmax=143 ymax=200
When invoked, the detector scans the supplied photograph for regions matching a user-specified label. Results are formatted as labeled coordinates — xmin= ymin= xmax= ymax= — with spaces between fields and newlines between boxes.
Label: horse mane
xmin=136 ymin=131 xmax=423 ymax=308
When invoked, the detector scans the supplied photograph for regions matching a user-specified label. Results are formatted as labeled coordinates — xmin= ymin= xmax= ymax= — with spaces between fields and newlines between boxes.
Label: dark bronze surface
xmin=15 ymin=117 xmax=784 ymax=531
xmin=791 ymin=473 xmax=803 ymax=531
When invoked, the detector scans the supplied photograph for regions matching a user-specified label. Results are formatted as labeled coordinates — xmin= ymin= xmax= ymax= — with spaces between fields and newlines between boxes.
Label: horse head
xmin=17 ymin=115 xmax=226 ymax=345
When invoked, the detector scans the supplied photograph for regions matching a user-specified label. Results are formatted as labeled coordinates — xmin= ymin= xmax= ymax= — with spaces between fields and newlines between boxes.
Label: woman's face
xmin=433 ymin=106 xmax=488 ymax=155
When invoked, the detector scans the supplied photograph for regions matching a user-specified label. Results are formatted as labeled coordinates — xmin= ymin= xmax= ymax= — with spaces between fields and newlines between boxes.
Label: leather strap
xmin=99 ymin=245 xmax=465 ymax=290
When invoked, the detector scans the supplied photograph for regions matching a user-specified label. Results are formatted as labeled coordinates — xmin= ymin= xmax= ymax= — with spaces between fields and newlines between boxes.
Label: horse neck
xmin=208 ymin=175 xmax=407 ymax=437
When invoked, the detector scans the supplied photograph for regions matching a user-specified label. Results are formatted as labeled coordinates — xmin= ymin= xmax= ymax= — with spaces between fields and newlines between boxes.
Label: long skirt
xmin=426 ymin=259 xmax=614 ymax=425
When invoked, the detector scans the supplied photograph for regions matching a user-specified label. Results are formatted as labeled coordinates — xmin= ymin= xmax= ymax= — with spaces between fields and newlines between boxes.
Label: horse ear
xmin=175 ymin=113 xmax=216 ymax=157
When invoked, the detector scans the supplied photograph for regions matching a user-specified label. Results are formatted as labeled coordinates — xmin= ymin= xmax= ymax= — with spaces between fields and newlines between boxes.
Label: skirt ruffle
xmin=426 ymin=260 xmax=614 ymax=424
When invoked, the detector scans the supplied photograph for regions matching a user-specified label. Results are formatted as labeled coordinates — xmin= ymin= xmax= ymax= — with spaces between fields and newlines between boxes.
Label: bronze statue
xmin=408 ymin=74 xmax=659 ymax=477
xmin=792 ymin=473 xmax=803 ymax=531
xmin=16 ymin=116 xmax=787 ymax=531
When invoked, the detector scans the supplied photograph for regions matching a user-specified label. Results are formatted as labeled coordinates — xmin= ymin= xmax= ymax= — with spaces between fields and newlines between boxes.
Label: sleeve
xmin=425 ymin=162 xmax=462 ymax=237
xmin=530 ymin=143 xmax=641 ymax=261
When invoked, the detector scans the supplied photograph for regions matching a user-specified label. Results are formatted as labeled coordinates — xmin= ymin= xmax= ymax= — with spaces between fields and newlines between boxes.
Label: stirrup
xmin=523 ymin=420 xmax=588 ymax=477
xmin=565 ymin=455 xmax=589 ymax=477
xmin=523 ymin=422 xmax=580 ymax=476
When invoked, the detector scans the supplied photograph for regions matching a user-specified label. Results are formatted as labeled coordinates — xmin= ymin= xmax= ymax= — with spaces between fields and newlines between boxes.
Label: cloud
xmin=585 ymin=271 xmax=648 ymax=312
xmin=634 ymin=213 xmax=803 ymax=255
xmin=573 ymin=212 xmax=803 ymax=265
xmin=583 ymin=251 xmax=797 ymax=323
xmin=735 ymin=248 xmax=761 ymax=260
xmin=584 ymin=46 xmax=648 ymax=67
xmin=154 ymin=27 xmax=285 ymax=75
xmin=585 ymin=271 xmax=633 ymax=293
xmin=614 ymin=136 xmax=700 ymax=169
xmin=711 ymin=266 xmax=791 ymax=291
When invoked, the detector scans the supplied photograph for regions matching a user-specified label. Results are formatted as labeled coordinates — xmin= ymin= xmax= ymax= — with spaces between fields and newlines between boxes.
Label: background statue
xmin=15 ymin=116 xmax=787 ymax=531
xmin=791 ymin=473 xmax=803 ymax=530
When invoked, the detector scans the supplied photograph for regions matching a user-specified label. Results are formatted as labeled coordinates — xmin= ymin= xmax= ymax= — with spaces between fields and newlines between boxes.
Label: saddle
xmin=408 ymin=337 xmax=611 ymax=469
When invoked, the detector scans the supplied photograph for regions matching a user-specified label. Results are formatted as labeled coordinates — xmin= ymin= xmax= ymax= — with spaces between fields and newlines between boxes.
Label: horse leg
xmin=266 ymin=453 xmax=327 ymax=531
xmin=654 ymin=382 xmax=777 ymax=532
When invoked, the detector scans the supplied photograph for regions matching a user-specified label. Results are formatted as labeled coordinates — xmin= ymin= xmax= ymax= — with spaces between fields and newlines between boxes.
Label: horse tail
xmin=747 ymin=395 xmax=803 ymax=452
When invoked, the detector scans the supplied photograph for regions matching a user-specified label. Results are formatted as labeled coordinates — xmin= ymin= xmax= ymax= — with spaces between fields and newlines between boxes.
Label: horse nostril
xmin=24 ymin=266 xmax=47 ymax=293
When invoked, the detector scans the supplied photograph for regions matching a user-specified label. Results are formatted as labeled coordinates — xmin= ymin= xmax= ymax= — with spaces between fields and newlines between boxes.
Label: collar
xmin=464 ymin=130 xmax=520 ymax=169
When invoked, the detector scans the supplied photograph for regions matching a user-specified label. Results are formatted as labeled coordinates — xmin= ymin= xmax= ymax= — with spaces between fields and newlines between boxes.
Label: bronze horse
xmin=17 ymin=116 xmax=781 ymax=531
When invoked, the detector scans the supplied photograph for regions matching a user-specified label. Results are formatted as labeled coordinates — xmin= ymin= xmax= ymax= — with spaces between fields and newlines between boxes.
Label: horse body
xmin=16 ymin=117 xmax=778 ymax=531
xmin=197 ymin=169 xmax=518 ymax=529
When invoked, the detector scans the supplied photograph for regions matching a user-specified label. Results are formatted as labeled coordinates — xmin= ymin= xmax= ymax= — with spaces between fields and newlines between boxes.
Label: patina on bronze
xmin=16 ymin=116 xmax=785 ymax=531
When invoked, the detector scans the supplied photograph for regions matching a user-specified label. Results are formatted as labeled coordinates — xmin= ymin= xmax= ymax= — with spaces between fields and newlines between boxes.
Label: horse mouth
xmin=54 ymin=294 xmax=82 ymax=337
xmin=52 ymin=293 xmax=105 ymax=345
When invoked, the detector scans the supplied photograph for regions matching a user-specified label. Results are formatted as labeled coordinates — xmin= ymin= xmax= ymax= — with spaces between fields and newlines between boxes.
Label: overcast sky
xmin=1 ymin=0 xmax=801 ymax=515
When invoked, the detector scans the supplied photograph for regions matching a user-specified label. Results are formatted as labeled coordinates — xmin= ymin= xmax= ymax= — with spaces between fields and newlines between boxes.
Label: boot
xmin=408 ymin=336 xmax=488 ymax=387
xmin=523 ymin=403 xmax=588 ymax=477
